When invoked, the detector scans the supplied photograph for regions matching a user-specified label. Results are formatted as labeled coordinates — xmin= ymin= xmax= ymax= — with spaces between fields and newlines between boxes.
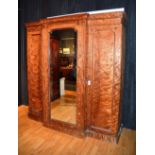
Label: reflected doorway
xmin=50 ymin=29 xmax=77 ymax=125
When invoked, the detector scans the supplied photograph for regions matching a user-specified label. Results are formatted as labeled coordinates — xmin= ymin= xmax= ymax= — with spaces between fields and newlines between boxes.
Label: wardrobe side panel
xmin=27 ymin=29 xmax=42 ymax=120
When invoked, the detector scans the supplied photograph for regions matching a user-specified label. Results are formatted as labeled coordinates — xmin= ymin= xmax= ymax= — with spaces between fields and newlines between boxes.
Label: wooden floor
xmin=18 ymin=106 xmax=136 ymax=155
xmin=51 ymin=90 xmax=76 ymax=124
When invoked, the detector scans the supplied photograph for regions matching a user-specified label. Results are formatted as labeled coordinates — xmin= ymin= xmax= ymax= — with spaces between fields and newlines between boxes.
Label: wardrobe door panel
xmin=91 ymin=30 xmax=115 ymax=133
xmin=27 ymin=32 xmax=42 ymax=119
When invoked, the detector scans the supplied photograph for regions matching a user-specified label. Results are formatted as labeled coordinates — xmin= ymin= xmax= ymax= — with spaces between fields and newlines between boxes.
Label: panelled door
xmin=87 ymin=24 xmax=123 ymax=135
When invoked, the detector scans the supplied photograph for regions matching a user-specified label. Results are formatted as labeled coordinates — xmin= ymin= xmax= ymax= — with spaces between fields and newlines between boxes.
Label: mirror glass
xmin=50 ymin=29 xmax=77 ymax=125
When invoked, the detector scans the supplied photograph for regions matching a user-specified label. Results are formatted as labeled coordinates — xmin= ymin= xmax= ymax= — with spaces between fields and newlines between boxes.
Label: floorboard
xmin=18 ymin=106 xmax=136 ymax=155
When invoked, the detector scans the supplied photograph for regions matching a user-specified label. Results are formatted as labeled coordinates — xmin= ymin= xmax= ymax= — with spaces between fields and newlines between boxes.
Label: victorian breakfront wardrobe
xmin=26 ymin=8 xmax=126 ymax=143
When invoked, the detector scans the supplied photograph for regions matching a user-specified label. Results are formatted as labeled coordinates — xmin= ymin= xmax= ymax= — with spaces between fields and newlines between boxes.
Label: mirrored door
xmin=50 ymin=29 xmax=77 ymax=125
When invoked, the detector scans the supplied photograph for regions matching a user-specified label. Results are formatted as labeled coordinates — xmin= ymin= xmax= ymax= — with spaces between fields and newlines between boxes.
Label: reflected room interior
xmin=50 ymin=29 xmax=77 ymax=125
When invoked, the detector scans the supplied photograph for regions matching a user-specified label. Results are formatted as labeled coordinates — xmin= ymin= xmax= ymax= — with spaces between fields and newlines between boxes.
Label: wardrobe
xmin=26 ymin=8 xmax=126 ymax=143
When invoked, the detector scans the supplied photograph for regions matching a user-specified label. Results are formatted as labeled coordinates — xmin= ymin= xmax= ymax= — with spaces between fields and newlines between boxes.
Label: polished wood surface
xmin=27 ymin=28 xmax=42 ymax=120
xmin=85 ymin=12 xmax=125 ymax=141
xmin=26 ymin=11 xmax=126 ymax=142
xmin=51 ymin=90 xmax=76 ymax=124
xmin=18 ymin=106 xmax=136 ymax=155
xmin=91 ymin=29 xmax=115 ymax=131
xmin=86 ymin=13 xmax=125 ymax=140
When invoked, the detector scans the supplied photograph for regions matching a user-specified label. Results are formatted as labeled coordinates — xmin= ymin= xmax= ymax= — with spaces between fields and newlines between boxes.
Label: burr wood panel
xmin=91 ymin=30 xmax=115 ymax=131
xmin=27 ymin=30 xmax=42 ymax=120
xmin=86 ymin=14 xmax=125 ymax=140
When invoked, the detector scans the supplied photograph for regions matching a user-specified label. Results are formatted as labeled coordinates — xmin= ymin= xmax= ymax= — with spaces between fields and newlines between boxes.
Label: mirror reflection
xmin=50 ymin=29 xmax=77 ymax=124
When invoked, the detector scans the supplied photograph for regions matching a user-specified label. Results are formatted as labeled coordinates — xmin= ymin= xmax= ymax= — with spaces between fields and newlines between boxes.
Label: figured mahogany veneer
xmin=27 ymin=29 xmax=42 ymax=121
xmin=26 ymin=11 xmax=126 ymax=143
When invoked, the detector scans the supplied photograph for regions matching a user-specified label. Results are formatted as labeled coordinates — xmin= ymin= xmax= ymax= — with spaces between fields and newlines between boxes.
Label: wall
xmin=18 ymin=0 xmax=136 ymax=129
